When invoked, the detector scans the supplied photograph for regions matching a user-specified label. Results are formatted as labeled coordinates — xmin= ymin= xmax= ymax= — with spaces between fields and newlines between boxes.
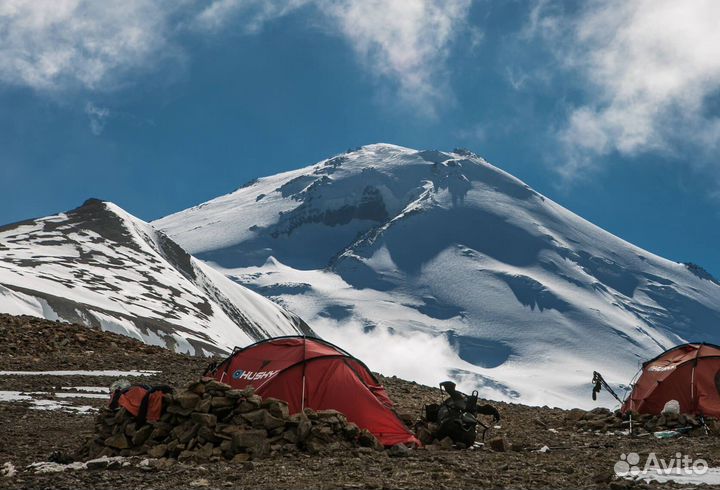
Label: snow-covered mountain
xmin=0 ymin=199 xmax=311 ymax=355
xmin=155 ymin=144 xmax=720 ymax=407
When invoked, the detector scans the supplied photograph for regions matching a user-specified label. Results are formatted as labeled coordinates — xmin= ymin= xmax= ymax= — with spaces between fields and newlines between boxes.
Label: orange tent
xmin=622 ymin=343 xmax=720 ymax=417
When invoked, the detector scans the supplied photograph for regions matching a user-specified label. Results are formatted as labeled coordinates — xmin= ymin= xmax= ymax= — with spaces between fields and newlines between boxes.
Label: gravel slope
xmin=1 ymin=314 xmax=718 ymax=489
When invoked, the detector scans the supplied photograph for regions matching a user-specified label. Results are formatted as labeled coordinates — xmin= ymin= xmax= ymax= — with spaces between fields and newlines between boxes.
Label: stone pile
xmin=566 ymin=407 xmax=714 ymax=434
xmin=84 ymin=378 xmax=382 ymax=462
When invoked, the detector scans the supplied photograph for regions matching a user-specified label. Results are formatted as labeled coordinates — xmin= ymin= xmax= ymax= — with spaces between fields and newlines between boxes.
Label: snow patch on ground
xmin=0 ymin=370 xmax=160 ymax=377
xmin=27 ymin=456 xmax=127 ymax=474
xmin=633 ymin=467 xmax=720 ymax=485
xmin=61 ymin=386 xmax=109 ymax=393
xmin=1 ymin=462 xmax=17 ymax=478
xmin=0 ymin=391 xmax=98 ymax=413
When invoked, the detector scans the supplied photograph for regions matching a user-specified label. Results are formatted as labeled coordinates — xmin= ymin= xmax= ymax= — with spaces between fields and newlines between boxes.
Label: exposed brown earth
xmin=1 ymin=314 xmax=719 ymax=489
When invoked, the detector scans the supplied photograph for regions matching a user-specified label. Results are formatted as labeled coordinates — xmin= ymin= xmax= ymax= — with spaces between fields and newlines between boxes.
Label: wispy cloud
xmin=0 ymin=0 xmax=473 ymax=116
xmin=194 ymin=0 xmax=473 ymax=117
xmin=0 ymin=0 xmax=180 ymax=92
xmin=193 ymin=0 xmax=311 ymax=34
xmin=84 ymin=102 xmax=110 ymax=135
xmin=319 ymin=0 xmax=472 ymax=117
xmin=530 ymin=0 xmax=720 ymax=178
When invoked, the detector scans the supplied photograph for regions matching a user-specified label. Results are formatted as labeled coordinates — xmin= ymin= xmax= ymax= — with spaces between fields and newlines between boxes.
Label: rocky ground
xmin=1 ymin=314 xmax=719 ymax=489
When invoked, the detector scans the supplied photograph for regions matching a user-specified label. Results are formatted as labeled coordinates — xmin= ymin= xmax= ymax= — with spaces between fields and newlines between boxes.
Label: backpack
xmin=108 ymin=384 xmax=174 ymax=424
xmin=425 ymin=381 xmax=501 ymax=447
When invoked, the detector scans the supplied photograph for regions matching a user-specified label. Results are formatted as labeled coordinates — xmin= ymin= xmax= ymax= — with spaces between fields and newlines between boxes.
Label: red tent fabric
xmin=622 ymin=343 xmax=720 ymax=417
xmin=209 ymin=336 xmax=419 ymax=447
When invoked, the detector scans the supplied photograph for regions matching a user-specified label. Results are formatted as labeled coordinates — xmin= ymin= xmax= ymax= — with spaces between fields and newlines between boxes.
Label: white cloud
xmin=0 ymin=0 xmax=180 ymax=92
xmin=320 ymin=0 xmax=471 ymax=116
xmin=548 ymin=0 xmax=720 ymax=176
xmin=84 ymin=102 xmax=110 ymax=135
xmin=535 ymin=0 xmax=720 ymax=176
xmin=194 ymin=0 xmax=311 ymax=33
xmin=0 ymin=0 xmax=472 ymax=116
xmin=193 ymin=0 xmax=473 ymax=116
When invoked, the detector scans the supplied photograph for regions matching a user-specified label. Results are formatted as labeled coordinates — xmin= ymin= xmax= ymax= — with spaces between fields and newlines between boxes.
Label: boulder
xmin=232 ymin=429 xmax=269 ymax=457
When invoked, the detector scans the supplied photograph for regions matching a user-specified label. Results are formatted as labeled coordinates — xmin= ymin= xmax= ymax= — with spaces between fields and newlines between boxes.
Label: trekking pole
xmin=700 ymin=415 xmax=709 ymax=436
xmin=592 ymin=371 xmax=623 ymax=404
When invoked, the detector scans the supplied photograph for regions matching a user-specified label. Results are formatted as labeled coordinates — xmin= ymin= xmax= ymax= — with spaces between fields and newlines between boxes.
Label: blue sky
xmin=1 ymin=0 xmax=719 ymax=276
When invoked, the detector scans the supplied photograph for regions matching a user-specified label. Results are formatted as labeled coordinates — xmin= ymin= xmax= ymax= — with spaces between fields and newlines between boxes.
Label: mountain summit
xmin=0 ymin=199 xmax=311 ymax=355
xmin=152 ymin=143 xmax=719 ymax=406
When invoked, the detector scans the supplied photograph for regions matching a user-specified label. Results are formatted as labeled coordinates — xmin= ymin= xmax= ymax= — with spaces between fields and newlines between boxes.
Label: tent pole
xmin=691 ymin=344 xmax=701 ymax=413
xmin=301 ymin=335 xmax=307 ymax=411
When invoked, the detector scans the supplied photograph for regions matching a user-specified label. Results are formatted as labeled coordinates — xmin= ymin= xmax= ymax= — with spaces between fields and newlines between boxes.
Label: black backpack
xmin=425 ymin=381 xmax=500 ymax=446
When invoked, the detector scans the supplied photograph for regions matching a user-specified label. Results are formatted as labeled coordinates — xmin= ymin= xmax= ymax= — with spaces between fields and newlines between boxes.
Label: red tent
xmin=208 ymin=336 xmax=419 ymax=447
xmin=622 ymin=343 xmax=720 ymax=417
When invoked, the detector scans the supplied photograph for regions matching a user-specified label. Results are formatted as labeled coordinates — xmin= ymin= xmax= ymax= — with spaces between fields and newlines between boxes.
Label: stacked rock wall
xmin=85 ymin=378 xmax=383 ymax=462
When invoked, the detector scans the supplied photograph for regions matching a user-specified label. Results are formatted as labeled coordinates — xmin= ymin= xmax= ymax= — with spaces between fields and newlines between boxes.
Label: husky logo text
xmin=232 ymin=368 xmax=281 ymax=381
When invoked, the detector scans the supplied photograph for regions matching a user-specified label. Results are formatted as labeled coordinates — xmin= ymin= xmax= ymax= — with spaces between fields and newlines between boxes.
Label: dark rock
xmin=357 ymin=429 xmax=382 ymax=451
xmin=104 ymin=433 xmax=129 ymax=449
xmin=565 ymin=409 xmax=586 ymax=422
xmin=132 ymin=424 xmax=153 ymax=446
xmin=388 ymin=444 xmax=411 ymax=457
xmin=210 ymin=396 xmax=234 ymax=409
xmin=195 ymin=398 xmax=211 ymax=414
xmin=175 ymin=392 xmax=201 ymax=410
xmin=342 ymin=422 xmax=360 ymax=440
xmin=146 ymin=444 xmax=168 ymax=458
xmin=191 ymin=412 xmax=217 ymax=428
xmin=296 ymin=414 xmax=312 ymax=443
xmin=262 ymin=398 xmax=290 ymax=419
xmin=236 ymin=395 xmax=263 ymax=413
xmin=232 ymin=429 xmax=269 ymax=457
xmin=187 ymin=381 xmax=206 ymax=395
xmin=204 ymin=380 xmax=232 ymax=392
xmin=242 ymin=409 xmax=285 ymax=430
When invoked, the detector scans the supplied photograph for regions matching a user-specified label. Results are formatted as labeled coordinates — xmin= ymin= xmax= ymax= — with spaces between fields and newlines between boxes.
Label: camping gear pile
xmin=84 ymin=377 xmax=383 ymax=462
xmin=415 ymin=381 xmax=501 ymax=448
xmin=205 ymin=336 xmax=419 ymax=447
